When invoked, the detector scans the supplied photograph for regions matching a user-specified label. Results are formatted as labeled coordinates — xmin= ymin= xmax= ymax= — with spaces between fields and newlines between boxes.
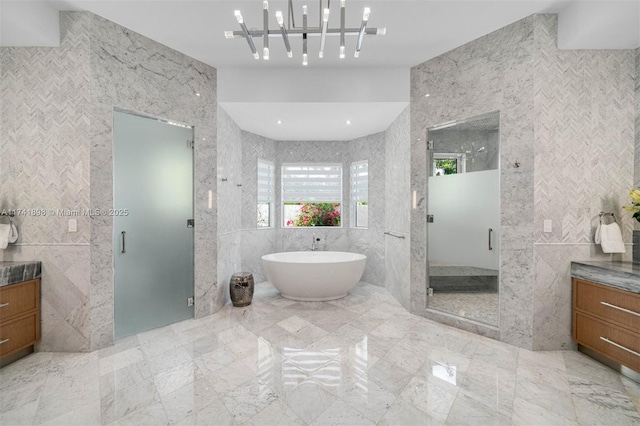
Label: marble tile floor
xmin=2 ymin=282 xmax=640 ymax=426
xmin=428 ymin=293 xmax=499 ymax=326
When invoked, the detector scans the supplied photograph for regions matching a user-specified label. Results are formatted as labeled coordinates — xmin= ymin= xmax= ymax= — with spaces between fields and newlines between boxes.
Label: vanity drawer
xmin=573 ymin=278 xmax=640 ymax=332
xmin=574 ymin=312 xmax=640 ymax=372
xmin=0 ymin=313 xmax=40 ymax=358
xmin=0 ymin=279 xmax=40 ymax=322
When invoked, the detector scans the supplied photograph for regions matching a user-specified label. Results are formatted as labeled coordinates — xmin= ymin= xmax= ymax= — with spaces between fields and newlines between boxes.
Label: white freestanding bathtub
xmin=261 ymin=251 xmax=367 ymax=301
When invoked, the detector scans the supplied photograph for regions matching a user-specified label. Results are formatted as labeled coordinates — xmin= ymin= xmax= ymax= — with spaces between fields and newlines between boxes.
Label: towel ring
xmin=599 ymin=212 xmax=616 ymax=225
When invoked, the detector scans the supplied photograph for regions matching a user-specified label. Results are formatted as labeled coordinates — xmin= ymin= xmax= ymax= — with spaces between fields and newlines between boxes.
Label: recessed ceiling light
xmin=424 ymin=94 xmax=430 ymax=97
xmin=276 ymin=120 xmax=282 ymax=125
xmin=346 ymin=120 xmax=352 ymax=125
xmin=196 ymin=92 xmax=201 ymax=97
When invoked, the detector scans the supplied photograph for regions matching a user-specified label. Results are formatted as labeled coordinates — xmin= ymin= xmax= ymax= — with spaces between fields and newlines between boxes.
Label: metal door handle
xmin=121 ymin=231 xmax=126 ymax=254
xmin=0 ymin=303 xmax=9 ymax=308
xmin=488 ymin=228 xmax=493 ymax=251
xmin=600 ymin=302 xmax=640 ymax=317
xmin=600 ymin=337 xmax=640 ymax=357
xmin=0 ymin=338 xmax=9 ymax=345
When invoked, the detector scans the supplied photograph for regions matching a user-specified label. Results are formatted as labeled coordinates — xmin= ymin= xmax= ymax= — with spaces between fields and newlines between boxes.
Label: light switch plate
xmin=543 ymin=219 xmax=552 ymax=233
xmin=68 ymin=218 xmax=77 ymax=233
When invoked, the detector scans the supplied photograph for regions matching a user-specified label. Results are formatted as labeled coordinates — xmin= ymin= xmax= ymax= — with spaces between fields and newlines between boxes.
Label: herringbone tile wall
xmin=0 ymin=12 xmax=91 ymax=245
xmin=635 ymin=48 xmax=640 ymax=190
xmin=533 ymin=15 xmax=635 ymax=245
xmin=531 ymin=15 xmax=636 ymax=350
xmin=0 ymin=13 xmax=92 ymax=351
xmin=2 ymin=11 xmax=219 ymax=352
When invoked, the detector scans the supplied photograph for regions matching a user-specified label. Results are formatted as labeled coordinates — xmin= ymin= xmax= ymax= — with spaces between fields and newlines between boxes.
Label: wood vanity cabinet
xmin=0 ymin=278 xmax=41 ymax=358
xmin=572 ymin=278 xmax=640 ymax=372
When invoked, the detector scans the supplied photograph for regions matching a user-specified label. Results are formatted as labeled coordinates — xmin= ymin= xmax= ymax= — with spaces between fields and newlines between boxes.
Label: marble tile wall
xmin=0 ymin=11 xmax=218 ymax=352
xmin=89 ymin=13 xmax=218 ymax=350
xmin=240 ymin=131 xmax=277 ymax=283
xmin=384 ymin=108 xmax=412 ymax=310
xmin=0 ymin=13 xmax=92 ymax=351
xmin=533 ymin=15 xmax=635 ymax=246
xmin=635 ymin=49 xmax=640 ymax=261
xmin=347 ymin=133 xmax=386 ymax=285
xmin=411 ymin=14 xmax=637 ymax=350
xmin=531 ymin=15 xmax=635 ymax=350
xmin=636 ymin=48 xmax=640 ymax=191
xmin=217 ymin=108 xmax=243 ymax=298
xmin=411 ymin=16 xmax=536 ymax=348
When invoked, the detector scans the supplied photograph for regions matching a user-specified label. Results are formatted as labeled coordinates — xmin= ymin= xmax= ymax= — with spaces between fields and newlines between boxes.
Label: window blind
xmin=257 ymin=159 xmax=274 ymax=204
xmin=282 ymin=163 xmax=342 ymax=203
xmin=351 ymin=161 xmax=368 ymax=203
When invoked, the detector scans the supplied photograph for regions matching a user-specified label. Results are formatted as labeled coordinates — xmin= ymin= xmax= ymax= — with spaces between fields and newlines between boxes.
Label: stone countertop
xmin=0 ymin=261 xmax=42 ymax=287
xmin=571 ymin=261 xmax=640 ymax=294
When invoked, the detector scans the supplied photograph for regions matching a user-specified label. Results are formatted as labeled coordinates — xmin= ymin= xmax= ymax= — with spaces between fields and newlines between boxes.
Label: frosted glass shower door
xmin=113 ymin=111 xmax=194 ymax=340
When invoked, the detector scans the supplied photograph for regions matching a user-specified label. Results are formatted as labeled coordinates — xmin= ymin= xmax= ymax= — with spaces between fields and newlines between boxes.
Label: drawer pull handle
xmin=600 ymin=337 xmax=640 ymax=357
xmin=0 ymin=338 xmax=8 ymax=345
xmin=0 ymin=303 xmax=9 ymax=308
xmin=600 ymin=302 xmax=640 ymax=318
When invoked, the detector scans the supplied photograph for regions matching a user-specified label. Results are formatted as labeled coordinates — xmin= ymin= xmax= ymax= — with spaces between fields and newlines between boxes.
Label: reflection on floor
xmin=428 ymin=292 xmax=499 ymax=326
xmin=1 ymin=282 xmax=639 ymax=425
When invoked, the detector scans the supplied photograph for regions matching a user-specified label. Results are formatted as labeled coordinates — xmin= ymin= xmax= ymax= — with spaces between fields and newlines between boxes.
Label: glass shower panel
xmin=427 ymin=110 xmax=500 ymax=326
xmin=113 ymin=111 xmax=194 ymax=339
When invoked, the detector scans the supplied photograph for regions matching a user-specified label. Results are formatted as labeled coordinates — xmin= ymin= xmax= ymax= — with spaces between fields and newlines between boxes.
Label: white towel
xmin=8 ymin=223 xmax=18 ymax=243
xmin=599 ymin=223 xmax=626 ymax=253
xmin=594 ymin=224 xmax=601 ymax=244
xmin=0 ymin=224 xmax=10 ymax=249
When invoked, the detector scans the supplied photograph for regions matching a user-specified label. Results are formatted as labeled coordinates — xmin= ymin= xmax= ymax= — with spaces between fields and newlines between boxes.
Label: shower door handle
xmin=121 ymin=231 xmax=126 ymax=254
xmin=488 ymin=228 xmax=493 ymax=251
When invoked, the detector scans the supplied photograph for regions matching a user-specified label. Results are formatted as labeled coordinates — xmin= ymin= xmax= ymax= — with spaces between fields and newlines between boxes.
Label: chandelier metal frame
xmin=225 ymin=0 xmax=386 ymax=65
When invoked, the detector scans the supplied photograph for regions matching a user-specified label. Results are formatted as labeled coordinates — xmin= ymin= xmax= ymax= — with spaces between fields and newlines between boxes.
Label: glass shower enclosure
xmin=426 ymin=111 xmax=500 ymax=326
xmin=113 ymin=110 xmax=195 ymax=339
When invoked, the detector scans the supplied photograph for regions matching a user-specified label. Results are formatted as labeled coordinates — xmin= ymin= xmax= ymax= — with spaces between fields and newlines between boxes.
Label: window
xmin=433 ymin=153 xmax=466 ymax=176
xmin=351 ymin=160 xmax=368 ymax=228
xmin=282 ymin=163 xmax=342 ymax=227
xmin=257 ymin=159 xmax=274 ymax=227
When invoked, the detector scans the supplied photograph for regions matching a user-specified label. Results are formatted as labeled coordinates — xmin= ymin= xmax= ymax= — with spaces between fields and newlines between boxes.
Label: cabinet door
xmin=0 ymin=313 xmax=39 ymax=357
xmin=574 ymin=279 xmax=640 ymax=332
xmin=574 ymin=312 xmax=640 ymax=372
xmin=0 ymin=280 xmax=39 ymax=323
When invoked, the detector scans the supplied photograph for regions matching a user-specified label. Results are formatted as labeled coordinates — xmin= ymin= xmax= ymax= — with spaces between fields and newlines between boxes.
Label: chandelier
xmin=225 ymin=0 xmax=386 ymax=65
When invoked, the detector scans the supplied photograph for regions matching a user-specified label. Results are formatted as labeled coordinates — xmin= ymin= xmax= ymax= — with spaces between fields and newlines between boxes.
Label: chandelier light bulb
xmin=234 ymin=10 xmax=243 ymax=24
xmin=323 ymin=8 xmax=330 ymax=22
xmin=263 ymin=47 xmax=269 ymax=60
xmin=377 ymin=27 xmax=386 ymax=35
xmin=340 ymin=46 xmax=345 ymax=59
xmin=276 ymin=11 xmax=284 ymax=26
xmin=263 ymin=1 xmax=268 ymax=10
xmin=224 ymin=31 xmax=234 ymax=39
xmin=362 ymin=7 xmax=370 ymax=21
xmin=303 ymin=5 xmax=307 ymax=15
xmin=302 ymin=53 xmax=308 ymax=66
xmin=354 ymin=50 xmax=360 ymax=58
xmin=253 ymin=52 xmax=260 ymax=60
xmin=341 ymin=0 xmax=346 ymax=6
